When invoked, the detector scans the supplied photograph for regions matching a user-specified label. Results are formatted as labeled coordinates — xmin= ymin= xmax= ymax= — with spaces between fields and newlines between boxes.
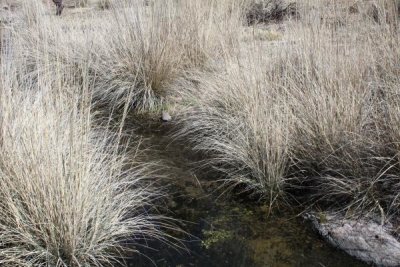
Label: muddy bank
xmin=124 ymin=124 xmax=367 ymax=267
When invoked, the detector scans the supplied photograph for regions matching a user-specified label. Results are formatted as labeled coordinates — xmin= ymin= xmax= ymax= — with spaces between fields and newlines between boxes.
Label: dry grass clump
xmin=8 ymin=2 xmax=92 ymax=87
xmin=351 ymin=0 xmax=399 ymax=25
xmin=0 ymin=3 xmax=178 ymax=264
xmin=376 ymin=35 xmax=400 ymax=216
xmin=13 ymin=0 xmax=242 ymax=115
xmin=0 ymin=23 xmax=2 ymax=57
xmin=174 ymin=54 xmax=293 ymax=202
xmin=176 ymin=0 xmax=400 ymax=216
xmin=284 ymin=35 xmax=377 ymax=210
xmin=90 ymin=0 xmax=242 ymax=113
xmin=284 ymin=1 xmax=400 ymax=215
xmin=0 ymin=65 xmax=172 ymax=266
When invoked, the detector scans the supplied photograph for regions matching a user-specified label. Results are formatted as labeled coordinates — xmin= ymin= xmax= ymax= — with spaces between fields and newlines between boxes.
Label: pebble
xmin=161 ymin=111 xmax=171 ymax=122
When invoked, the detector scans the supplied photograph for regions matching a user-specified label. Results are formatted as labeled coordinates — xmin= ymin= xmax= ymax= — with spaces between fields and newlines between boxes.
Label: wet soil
xmin=126 ymin=123 xmax=368 ymax=267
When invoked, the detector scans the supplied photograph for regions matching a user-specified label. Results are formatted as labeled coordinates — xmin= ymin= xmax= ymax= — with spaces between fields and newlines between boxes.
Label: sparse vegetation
xmin=0 ymin=0 xmax=400 ymax=265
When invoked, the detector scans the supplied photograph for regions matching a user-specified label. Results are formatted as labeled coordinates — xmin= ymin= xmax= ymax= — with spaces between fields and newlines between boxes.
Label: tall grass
xmin=2 ymin=0 xmax=400 ymax=264
xmin=14 ymin=0 xmax=243 ymax=114
xmin=174 ymin=56 xmax=293 ymax=203
xmin=175 ymin=0 xmax=400 ymax=216
xmin=0 ymin=70 xmax=173 ymax=266
xmin=0 ymin=12 xmax=173 ymax=264
xmin=90 ymin=0 xmax=243 ymax=113
xmin=285 ymin=0 xmax=400 ymax=215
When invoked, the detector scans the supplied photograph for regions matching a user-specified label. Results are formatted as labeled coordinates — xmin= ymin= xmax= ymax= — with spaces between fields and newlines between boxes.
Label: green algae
xmin=318 ymin=211 xmax=328 ymax=224
xmin=202 ymin=230 xmax=234 ymax=249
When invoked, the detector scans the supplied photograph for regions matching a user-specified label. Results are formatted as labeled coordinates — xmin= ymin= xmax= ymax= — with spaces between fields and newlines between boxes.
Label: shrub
xmin=90 ymin=0 xmax=242 ymax=113
xmin=245 ymin=0 xmax=298 ymax=25
xmin=98 ymin=0 xmax=112 ymax=10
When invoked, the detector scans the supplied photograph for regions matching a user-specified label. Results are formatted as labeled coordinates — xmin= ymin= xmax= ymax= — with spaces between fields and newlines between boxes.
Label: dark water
xmin=127 ymin=125 xmax=368 ymax=267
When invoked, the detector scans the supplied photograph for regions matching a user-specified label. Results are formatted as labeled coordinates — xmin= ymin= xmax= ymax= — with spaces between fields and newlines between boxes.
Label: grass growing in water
xmin=0 ymin=23 xmax=175 ymax=265
xmin=174 ymin=0 xmax=400 ymax=217
xmin=1 ymin=0 xmax=400 ymax=264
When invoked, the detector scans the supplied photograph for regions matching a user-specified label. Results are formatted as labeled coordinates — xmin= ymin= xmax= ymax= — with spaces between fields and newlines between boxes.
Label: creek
xmin=127 ymin=124 xmax=367 ymax=267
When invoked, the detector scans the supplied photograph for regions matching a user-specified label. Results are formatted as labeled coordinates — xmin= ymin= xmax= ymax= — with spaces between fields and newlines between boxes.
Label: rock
xmin=161 ymin=111 xmax=171 ymax=122
xmin=305 ymin=212 xmax=400 ymax=267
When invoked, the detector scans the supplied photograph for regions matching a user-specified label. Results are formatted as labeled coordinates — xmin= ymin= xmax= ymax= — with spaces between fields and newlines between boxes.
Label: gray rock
xmin=305 ymin=213 xmax=400 ymax=267
xmin=161 ymin=111 xmax=171 ymax=122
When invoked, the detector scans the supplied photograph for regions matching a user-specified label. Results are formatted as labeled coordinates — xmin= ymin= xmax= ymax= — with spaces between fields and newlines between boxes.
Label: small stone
xmin=161 ymin=111 xmax=171 ymax=122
